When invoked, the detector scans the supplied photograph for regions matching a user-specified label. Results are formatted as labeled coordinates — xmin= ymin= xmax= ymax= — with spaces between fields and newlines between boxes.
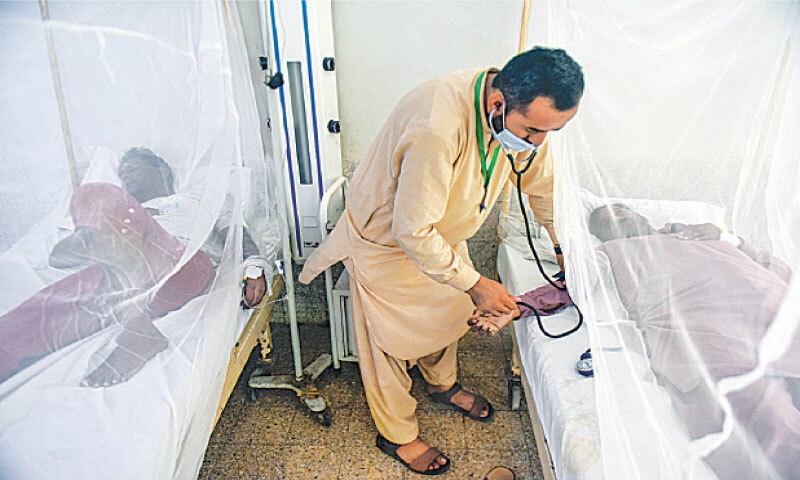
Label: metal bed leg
xmin=508 ymin=325 xmax=523 ymax=410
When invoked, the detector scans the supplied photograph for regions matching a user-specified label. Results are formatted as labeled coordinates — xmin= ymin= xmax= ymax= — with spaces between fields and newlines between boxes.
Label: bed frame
xmin=519 ymin=355 xmax=558 ymax=480
xmin=214 ymin=274 xmax=284 ymax=427
xmin=497 ymin=194 xmax=558 ymax=479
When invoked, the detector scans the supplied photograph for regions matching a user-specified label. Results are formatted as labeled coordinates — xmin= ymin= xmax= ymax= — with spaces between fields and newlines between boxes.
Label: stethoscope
xmin=474 ymin=70 xmax=583 ymax=339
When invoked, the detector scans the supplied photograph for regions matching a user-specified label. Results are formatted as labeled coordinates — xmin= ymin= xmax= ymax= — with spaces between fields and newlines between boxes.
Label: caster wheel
xmin=247 ymin=387 xmax=258 ymax=403
xmin=316 ymin=409 xmax=332 ymax=427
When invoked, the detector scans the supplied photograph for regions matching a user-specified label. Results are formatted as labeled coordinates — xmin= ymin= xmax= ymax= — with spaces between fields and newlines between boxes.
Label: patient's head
xmin=589 ymin=204 xmax=654 ymax=242
xmin=119 ymin=147 xmax=175 ymax=203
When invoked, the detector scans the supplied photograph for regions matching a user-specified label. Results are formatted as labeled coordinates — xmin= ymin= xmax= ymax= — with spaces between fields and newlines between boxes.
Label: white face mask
xmin=489 ymin=104 xmax=538 ymax=153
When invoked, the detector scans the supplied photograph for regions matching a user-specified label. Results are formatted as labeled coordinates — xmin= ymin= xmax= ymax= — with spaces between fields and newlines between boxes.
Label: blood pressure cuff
xmin=516 ymin=283 xmax=574 ymax=317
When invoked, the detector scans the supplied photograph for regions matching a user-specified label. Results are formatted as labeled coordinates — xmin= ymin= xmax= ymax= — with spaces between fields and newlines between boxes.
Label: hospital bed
xmin=497 ymin=190 xmax=725 ymax=480
xmin=0 ymin=148 xmax=292 ymax=478
xmin=498 ymin=234 xmax=602 ymax=480
xmin=0 ymin=231 xmax=285 ymax=480
xmin=0 ymin=2 xmax=310 ymax=477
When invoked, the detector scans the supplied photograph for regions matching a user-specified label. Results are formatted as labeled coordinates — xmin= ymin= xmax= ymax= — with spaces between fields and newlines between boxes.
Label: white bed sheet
xmin=0 ymin=246 xmax=252 ymax=479
xmin=498 ymin=236 xmax=604 ymax=480
xmin=498 ymin=236 xmax=717 ymax=480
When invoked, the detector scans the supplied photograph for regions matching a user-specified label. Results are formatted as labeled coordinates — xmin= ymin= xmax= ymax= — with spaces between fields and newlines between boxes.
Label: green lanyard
xmin=474 ymin=70 xmax=500 ymax=212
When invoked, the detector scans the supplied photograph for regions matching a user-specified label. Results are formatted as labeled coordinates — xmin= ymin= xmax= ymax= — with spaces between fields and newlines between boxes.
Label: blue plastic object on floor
xmin=577 ymin=348 xmax=593 ymax=377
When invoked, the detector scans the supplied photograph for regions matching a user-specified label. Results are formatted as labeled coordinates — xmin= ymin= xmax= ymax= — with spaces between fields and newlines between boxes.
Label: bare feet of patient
xmin=81 ymin=340 xmax=168 ymax=388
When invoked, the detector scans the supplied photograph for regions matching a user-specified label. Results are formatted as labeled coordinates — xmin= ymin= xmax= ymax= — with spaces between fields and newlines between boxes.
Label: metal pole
xmin=39 ymin=0 xmax=80 ymax=188
xmin=499 ymin=0 xmax=533 ymax=231
xmin=259 ymin=0 xmax=304 ymax=381
xmin=503 ymin=0 xmax=532 ymax=381
xmin=518 ymin=0 xmax=531 ymax=53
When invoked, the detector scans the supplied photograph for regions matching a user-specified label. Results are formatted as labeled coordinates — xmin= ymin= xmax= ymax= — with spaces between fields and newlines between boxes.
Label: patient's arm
xmin=241 ymin=228 xmax=267 ymax=308
xmin=738 ymin=240 xmax=792 ymax=282
xmin=672 ymin=223 xmax=792 ymax=281
xmin=242 ymin=274 xmax=266 ymax=308
xmin=467 ymin=309 xmax=516 ymax=337
xmin=217 ymin=226 xmax=268 ymax=308
xmin=527 ymin=196 xmax=564 ymax=273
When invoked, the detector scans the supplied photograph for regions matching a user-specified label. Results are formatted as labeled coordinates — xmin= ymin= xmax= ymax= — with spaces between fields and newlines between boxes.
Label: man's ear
xmin=486 ymin=90 xmax=505 ymax=113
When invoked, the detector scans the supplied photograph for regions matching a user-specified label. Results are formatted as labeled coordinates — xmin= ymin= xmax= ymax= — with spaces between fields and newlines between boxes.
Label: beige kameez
xmin=299 ymin=68 xmax=557 ymax=442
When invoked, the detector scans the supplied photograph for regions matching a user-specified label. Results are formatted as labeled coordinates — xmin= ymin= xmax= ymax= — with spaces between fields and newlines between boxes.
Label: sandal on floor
xmin=376 ymin=434 xmax=450 ymax=476
xmin=482 ymin=466 xmax=516 ymax=480
xmin=428 ymin=382 xmax=495 ymax=422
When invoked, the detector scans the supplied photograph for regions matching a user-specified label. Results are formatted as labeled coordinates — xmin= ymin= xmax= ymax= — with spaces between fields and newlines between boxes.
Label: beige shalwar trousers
xmin=349 ymin=273 xmax=459 ymax=445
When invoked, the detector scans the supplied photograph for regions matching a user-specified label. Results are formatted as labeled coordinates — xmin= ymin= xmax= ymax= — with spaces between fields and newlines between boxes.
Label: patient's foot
xmin=81 ymin=338 xmax=168 ymax=388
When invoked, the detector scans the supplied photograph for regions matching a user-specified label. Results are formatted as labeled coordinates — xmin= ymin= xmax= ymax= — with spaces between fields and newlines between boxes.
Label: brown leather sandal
xmin=428 ymin=382 xmax=495 ymax=422
xmin=482 ymin=466 xmax=516 ymax=479
xmin=376 ymin=434 xmax=450 ymax=476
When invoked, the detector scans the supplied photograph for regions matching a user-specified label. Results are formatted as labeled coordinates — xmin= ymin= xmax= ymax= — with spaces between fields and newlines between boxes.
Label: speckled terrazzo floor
xmin=198 ymin=321 xmax=545 ymax=479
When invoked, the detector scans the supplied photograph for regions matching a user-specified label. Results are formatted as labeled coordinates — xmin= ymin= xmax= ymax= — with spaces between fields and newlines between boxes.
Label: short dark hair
xmin=120 ymin=147 xmax=174 ymax=190
xmin=118 ymin=147 xmax=176 ymax=203
xmin=492 ymin=46 xmax=584 ymax=112
xmin=588 ymin=203 xmax=654 ymax=242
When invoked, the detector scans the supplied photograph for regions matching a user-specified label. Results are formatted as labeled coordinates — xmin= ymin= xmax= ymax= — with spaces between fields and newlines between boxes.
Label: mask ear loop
xmin=489 ymin=99 xmax=509 ymax=132
xmin=500 ymin=100 xmax=508 ymax=132
xmin=488 ymin=106 xmax=500 ymax=136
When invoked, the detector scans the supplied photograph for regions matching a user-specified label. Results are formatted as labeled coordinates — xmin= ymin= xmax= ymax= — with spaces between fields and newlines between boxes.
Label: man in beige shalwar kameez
xmin=299 ymin=47 xmax=583 ymax=475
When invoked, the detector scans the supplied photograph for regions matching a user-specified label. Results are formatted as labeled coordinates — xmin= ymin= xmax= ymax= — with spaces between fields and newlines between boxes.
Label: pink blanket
xmin=599 ymin=233 xmax=798 ymax=479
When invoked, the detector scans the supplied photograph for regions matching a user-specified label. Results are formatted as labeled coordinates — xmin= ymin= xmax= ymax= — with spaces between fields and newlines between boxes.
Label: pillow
xmin=81 ymin=145 xmax=121 ymax=186
xmin=577 ymin=187 xmax=726 ymax=237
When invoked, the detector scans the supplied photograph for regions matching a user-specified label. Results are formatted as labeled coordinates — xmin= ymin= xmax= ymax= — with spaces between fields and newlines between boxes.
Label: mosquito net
xmin=499 ymin=1 xmax=799 ymax=479
xmin=0 ymin=1 xmax=281 ymax=478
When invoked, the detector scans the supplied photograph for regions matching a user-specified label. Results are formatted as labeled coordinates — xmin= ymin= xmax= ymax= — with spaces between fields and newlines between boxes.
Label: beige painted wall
xmin=330 ymin=0 xmax=524 ymax=173
xmin=279 ymin=0 xmax=529 ymax=324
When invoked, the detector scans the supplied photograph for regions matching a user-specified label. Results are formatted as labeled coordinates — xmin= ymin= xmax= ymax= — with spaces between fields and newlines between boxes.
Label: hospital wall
xmin=331 ymin=0 xmax=523 ymax=176
xmin=276 ymin=1 xmax=531 ymax=324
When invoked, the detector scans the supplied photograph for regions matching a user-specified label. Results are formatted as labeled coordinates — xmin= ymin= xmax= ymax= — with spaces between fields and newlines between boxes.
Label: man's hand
xmin=674 ymin=223 xmax=721 ymax=241
xmin=466 ymin=276 xmax=520 ymax=316
xmin=467 ymin=309 xmax=516 ymax=336
xmin=242 ymin=274 xmax=267 ymax=309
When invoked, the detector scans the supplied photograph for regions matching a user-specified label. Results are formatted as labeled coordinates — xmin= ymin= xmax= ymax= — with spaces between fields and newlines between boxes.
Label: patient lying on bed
xmin=0 ymin=148 xmax=267 ymax=388
xmin=588 ymin=203 xmax=799 ymax=480
xmin=469 ymin=203 xmax=799 ymax=478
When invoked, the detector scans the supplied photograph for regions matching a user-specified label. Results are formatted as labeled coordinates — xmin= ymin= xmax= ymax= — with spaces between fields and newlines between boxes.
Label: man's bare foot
xmin=396 ymin=438 xmax=449 ymax=472
xmin=81 ymin=341 xmax=167 ymax=388
xmin=376 ymin=434 xmax=450 ymax=474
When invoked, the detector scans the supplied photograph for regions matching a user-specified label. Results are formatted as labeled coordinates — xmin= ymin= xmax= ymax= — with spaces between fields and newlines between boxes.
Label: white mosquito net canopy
xmin=498 ymin=1 xmax=799 ymax=479
xmin=0 ymin=1 xmax=281 ymax=478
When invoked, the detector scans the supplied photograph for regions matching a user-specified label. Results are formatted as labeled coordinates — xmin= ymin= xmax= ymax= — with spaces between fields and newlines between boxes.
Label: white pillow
xmin=81 ymin=145 xmax=121 ymax=186
xmin=578 ymin=187 xmax=726 ymax=234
